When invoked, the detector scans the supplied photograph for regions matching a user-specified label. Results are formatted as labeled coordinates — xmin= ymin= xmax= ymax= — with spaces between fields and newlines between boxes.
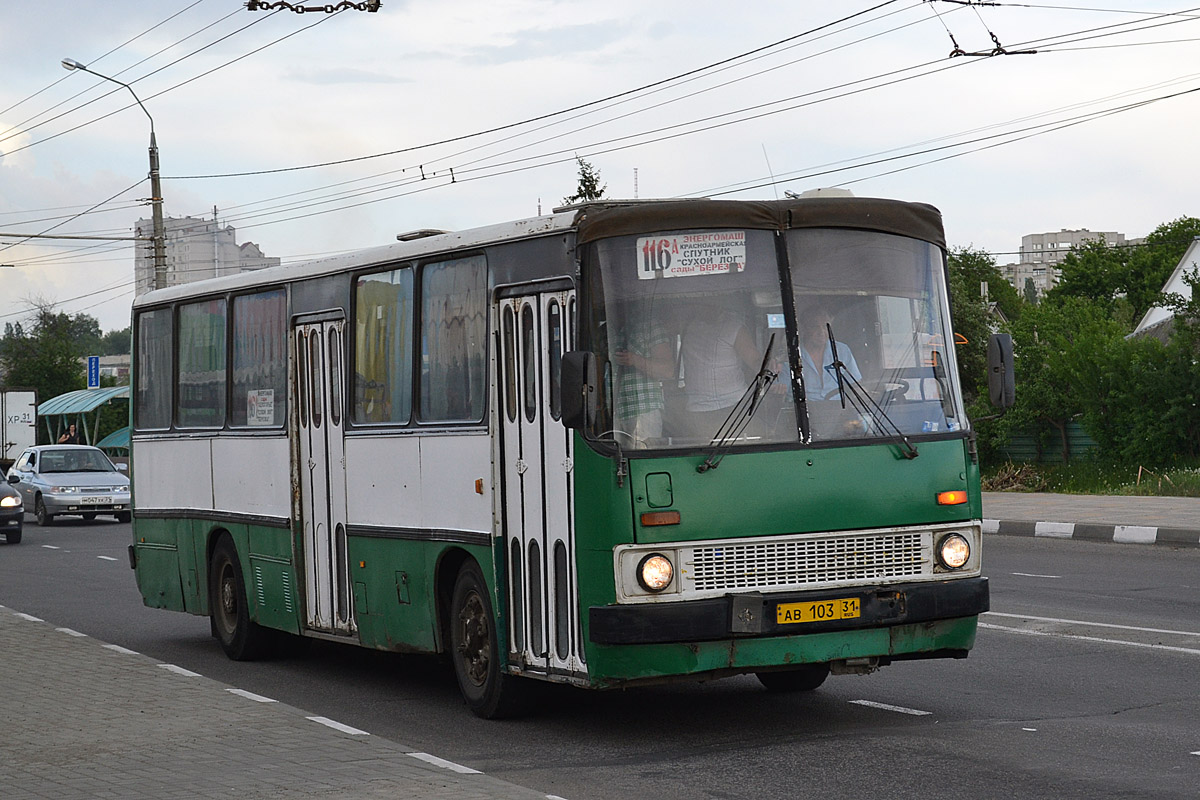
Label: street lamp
xmin=61 ymin=58 xmax=167 ymax=291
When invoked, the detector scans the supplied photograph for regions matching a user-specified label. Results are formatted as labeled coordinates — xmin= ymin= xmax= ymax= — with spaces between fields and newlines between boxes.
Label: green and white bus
xmin=129 ymin=195 xmax=1011 ymax=717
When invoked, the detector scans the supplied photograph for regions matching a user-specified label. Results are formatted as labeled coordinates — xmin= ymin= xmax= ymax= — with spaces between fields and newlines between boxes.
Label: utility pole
xmin=62 ymin=58 xmax=167 ymax=290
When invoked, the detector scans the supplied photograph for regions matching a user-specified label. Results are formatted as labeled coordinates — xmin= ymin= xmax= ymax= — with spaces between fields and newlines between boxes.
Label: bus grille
xmin=687 ymin=532 xmax=927 ymax=592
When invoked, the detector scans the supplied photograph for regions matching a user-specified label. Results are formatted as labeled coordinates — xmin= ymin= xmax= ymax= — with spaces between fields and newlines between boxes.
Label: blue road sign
xmin=87 ymin=356 xmax=100 ymax=389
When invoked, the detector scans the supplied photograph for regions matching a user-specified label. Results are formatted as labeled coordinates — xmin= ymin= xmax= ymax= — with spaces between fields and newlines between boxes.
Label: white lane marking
xmin=103 ymin=644 xmax=138 ymax=655
xmin=158 ymin=663 xmax=202 ymax=677
xmin=228 ymin=688 xmax=277 ymax=703
xmin=308 ymin=716 xmax=369 ymax=736
xmin=547 ymin=795 xmax=572 ymax=800
xmin=1191 ymin=751 xmax=1200 ymax=756
xmin=13 ymin=612 xmax=42 ymax=622
xmin=979 ymin=623 xmax=1200 ymax=656
xmin=985 ymin=612 xmax=1200 ymax=638
xmin=1114 ymin=525 xmax=1157 ymax=544
xmin=97 ymin=555 xmax=118 ymax=562
xmin=56 ymin=627 xmax=86 ymax=637
xmin=1034 ymin=521 xmax=1075 ymax=538
xmin=1011 ymin=572 xmax=1061 ymax=579
xmin=407 ymin=752 xmax=482 ymax=774
xmin=42 ymin=545 xmax=60 ymax=550
xmin=982 ymin=519 xmax=1000 ymax=534
xmin=849 ymin=700 xmax=932 ymax=716
xmin=1023 ymin=728 xmax=1038 ymax=732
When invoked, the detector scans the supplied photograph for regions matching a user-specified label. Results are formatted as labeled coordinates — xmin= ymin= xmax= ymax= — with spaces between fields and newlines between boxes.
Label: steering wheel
xmin=879 ymin=379 xmax=910 ymax=403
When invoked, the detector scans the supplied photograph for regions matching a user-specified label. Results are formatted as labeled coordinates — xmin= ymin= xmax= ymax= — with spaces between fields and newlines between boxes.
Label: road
xmin=1 ymin=518 xmax=1197 ymax=799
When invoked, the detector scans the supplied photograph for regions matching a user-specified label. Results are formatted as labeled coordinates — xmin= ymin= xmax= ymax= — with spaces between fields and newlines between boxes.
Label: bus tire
xmin=449 ymin=561 xmax=526 ymax=719
xmin=209 ymin=535 xmax=271 ymax=661
xmin=755 ymin=664 xmax=830 ymax=692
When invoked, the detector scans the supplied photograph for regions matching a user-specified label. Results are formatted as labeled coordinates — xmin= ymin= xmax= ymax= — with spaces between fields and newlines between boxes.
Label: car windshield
xmin=580 ymin=226 xmax=966 ymax=450
xmin=38 ymin=449 xmax=117 ymax=473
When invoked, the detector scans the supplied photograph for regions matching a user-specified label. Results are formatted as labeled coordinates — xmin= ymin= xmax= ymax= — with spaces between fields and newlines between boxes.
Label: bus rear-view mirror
xmin=987 ymin=333 xmax=1015 ymax=409
xmin=561 ymin=351 xmax=597 ymax=429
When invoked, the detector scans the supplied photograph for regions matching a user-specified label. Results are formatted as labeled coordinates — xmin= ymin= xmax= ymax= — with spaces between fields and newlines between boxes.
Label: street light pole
xmin=61 ymin=58 xmax=167 ymax=291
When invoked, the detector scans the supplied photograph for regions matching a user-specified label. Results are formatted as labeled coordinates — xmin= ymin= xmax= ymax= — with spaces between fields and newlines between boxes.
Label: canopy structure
xmin=38 ymin=386 xmax=130 ymax=446
xmin=96 ymin=425 xmax=130 ymax=454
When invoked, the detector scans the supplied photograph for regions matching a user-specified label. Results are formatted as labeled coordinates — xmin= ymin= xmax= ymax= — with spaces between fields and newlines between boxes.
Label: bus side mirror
xmin=987 ymin=333 xmax=1015 ymax=409
xmin=561 ymin=351 xmax=597 ymax=429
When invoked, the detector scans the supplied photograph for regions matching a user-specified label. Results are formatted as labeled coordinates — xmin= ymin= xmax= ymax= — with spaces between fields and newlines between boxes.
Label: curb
xmin=983 ymin=519 xmax=1200 ymax=548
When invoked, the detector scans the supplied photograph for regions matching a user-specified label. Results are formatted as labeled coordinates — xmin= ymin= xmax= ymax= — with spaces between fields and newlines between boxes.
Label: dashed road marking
xmin=56 ymin=627 xmax=86 ymax=637
xmin=1011 ymin=572 xmax=1061 ymax=579
xmin=984 ymin=612 xmax=1200 ymax=638
xmin=42 ymin=545 xmax=60 ymax=550
xmin=849 ymin=699 xmax=932 ymax=716
xmin=158 ymin=663 xmax=202 ymax=677
xmin=228 ymin=688 xmax=277 ymax=703
xmin=98 ymin=555 xmax=118 ymax=562
xmin=13 ymin=612 xmax=42 ymax=622
xmin=979 ymin=623 xmax=1200 ymax=656
xmin=103 ymin=643 xmax=138 ymax=655
xmin=408 ymin=752 xmax=481 ymax=774
xmin=307 ymin=716 xmax=369 ymax=735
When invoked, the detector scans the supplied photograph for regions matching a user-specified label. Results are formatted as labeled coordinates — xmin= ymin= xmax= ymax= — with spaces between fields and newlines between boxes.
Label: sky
xmin=2 ymin=0 xmax=1198 ymax=333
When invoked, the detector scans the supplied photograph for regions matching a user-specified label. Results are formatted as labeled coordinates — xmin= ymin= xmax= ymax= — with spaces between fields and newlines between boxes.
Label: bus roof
xmin=132 ymin=195 xmax=944 ymax=308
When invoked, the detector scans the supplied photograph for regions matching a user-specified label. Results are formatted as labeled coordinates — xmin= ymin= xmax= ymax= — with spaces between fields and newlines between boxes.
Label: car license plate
xmin=82 ymin=496 xmax=111 ymax=505
xmin=776 ymin=597 xmax=861 ymax=625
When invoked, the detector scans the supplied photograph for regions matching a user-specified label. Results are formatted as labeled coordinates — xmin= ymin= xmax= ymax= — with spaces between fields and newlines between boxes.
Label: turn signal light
xmin=640 ymin=511 xmax=681 ymax=526
xmin=937 ymin=490 xmax=967 ymax=505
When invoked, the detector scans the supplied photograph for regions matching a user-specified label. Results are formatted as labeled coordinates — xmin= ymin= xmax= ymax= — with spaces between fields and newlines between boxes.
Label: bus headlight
xmin=937 ymin=533 xmax=971 ymax=569
xmin=637 ymin=553 xmax=674 ymax=592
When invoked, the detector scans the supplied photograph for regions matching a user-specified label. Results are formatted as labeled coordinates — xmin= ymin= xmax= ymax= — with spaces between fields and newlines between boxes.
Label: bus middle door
xmin=499 ymin=290 xmax=582 ymax=678
xmin=294 ymin=318 xmax=354 ymax=637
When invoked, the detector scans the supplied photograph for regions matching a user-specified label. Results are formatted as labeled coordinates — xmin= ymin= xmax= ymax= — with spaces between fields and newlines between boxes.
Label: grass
xmin=981 ymin=460 xmax=1200 ymax=497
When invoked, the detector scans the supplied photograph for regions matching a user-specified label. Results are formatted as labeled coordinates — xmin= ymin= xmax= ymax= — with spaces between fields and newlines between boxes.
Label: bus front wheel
xmin=755 ymin=664 xmax=830 ymax=692
xmin=209 ymin=535 xmax=271 ymax=661
xmin=449 ymin=561 xmax=526 ymax=719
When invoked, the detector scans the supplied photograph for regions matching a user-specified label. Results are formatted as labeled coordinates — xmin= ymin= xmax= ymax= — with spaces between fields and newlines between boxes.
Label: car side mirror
xmin=116 ymin=463 xmax=128 ymax=472
xmin=560 ymin=350 xmax=598 ymax=430
xmin=7 ymin=474 xmax=19 ymax=485
xmin=987 ymin=333 xmax=1015 ymax=409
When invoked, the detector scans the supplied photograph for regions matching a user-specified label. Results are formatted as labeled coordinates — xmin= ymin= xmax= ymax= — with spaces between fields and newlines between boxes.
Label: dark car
xmin=6 ymin=445 xmax=130 ymax=526
xmin=1 ymin=475 xmax=23 ymax=543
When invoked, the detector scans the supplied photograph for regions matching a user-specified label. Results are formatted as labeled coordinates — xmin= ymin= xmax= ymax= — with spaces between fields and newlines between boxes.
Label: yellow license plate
xmin=776 ymin=597 xmax=861 ymax=625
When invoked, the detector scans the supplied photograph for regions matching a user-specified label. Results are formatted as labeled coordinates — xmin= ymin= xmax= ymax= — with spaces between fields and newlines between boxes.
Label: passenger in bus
xmin=679 ymin=302 xmax=762 ymax=440
xmin=612 ymin=307 xmax=674 ymax=446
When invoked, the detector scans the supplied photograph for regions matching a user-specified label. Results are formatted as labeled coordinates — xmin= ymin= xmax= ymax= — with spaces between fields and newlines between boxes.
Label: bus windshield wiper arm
xmin=698 ymin=334 xmax=776 ymax=473
xmin=826 ymin=325 xmax=919 ymax=460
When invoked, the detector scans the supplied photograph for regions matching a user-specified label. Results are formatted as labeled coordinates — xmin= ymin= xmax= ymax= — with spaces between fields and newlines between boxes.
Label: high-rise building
xmin=133 ymin=211 xmax=280 ymax=295
xmin=1000 ymin=228 xmax=1127 ymax=297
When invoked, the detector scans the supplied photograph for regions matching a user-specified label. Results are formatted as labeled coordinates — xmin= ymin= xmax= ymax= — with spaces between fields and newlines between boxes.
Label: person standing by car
xmin=57 ymin=423 xmax=81 ymax=444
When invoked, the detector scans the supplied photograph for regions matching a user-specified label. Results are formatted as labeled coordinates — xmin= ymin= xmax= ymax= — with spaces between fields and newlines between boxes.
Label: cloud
xmin=286 ymin=67 xmax=411 ymax=85
xmin=460 ymin=21 xmax=631 ymax=65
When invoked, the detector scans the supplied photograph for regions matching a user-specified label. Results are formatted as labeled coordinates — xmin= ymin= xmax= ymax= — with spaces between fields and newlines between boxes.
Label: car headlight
xmin=637 ymin=553 xmax=674 ymax=592
xmin=0 ymin=496 xmax=19 ymax=508
xmin=51 ymin=486 xmax=80 ymax=494
xmin=937 ymin=533 xmax=971 ymax=569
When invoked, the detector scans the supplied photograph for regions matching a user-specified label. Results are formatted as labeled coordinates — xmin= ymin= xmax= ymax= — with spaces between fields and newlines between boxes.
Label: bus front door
xmin=294 ymin=318 xmax=354 ymax=636
xmin=498 ymin=290 xmax=584 ymax=678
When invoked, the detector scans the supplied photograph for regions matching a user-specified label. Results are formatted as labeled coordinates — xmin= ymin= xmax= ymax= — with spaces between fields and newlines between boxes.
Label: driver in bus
xmin=612 ymin=302 xmax=674 ymax=446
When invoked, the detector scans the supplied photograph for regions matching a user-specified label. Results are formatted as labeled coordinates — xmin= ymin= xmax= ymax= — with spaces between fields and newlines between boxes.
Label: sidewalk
xmin=982 ymin=491 xmax=1200 ymax=547
xmin=0 ymin=606 xmax=554 ymax=800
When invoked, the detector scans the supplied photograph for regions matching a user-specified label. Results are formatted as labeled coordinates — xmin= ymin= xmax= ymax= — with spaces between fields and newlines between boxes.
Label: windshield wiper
xmin=697 ymin=334 xmax=777 ymax=473
xmin=825 ymin=324 xmax=919 ymax=460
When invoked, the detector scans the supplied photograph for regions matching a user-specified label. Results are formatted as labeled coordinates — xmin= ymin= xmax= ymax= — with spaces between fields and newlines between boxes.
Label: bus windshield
xmin=582 ymin=226 xmax=966 ymax=450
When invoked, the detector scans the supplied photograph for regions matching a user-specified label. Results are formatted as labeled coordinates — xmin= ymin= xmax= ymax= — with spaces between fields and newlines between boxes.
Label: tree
xmin=946 ymin=246 xmax=1020 ymax=405
xmin=0 ymin=304 xmax=86 ymax=402
xmin=1023 ymin=277 xmax=1039 ymax=306
xmin=1049 ymin=217 xmax=1200 ymax=325
xmin=562 ymin=156 xmax=606 ymax=205
xmin=100 ymin=326 xmax=132 ymax=355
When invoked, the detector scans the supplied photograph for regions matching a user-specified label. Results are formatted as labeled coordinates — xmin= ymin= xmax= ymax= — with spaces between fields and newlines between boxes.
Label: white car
xmin=6 ymin=445 xmax=131 ymax=526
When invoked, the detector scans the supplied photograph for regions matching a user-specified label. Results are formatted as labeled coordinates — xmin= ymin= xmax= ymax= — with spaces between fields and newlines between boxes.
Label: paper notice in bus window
xmin=636 ymin=232 xmax=746 ymax=279
xmin=247 ymin=389 xmax=275 ymax=426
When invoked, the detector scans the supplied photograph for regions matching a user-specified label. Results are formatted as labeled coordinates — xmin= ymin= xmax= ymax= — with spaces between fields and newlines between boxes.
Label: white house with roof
xmin=1132 ymin=236 xmax=1200 ymax=340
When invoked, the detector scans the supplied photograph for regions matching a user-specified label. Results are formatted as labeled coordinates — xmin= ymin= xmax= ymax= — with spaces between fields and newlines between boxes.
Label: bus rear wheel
xmin=449 ymin=561 xmax=526 ymax=719
xmin=209 ymin=535 xmax=271 ymax=661
xmin=755 ymin=664 xmax=830 ymax=692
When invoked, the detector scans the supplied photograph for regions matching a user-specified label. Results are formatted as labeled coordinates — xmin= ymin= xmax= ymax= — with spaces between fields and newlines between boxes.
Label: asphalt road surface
xmin=2 ymin=518 xmax=1197 ymax=799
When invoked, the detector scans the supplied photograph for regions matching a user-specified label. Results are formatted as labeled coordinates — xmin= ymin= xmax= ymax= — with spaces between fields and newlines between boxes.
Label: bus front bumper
xmin=588 ymin=576 xmax=988 ymax=646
